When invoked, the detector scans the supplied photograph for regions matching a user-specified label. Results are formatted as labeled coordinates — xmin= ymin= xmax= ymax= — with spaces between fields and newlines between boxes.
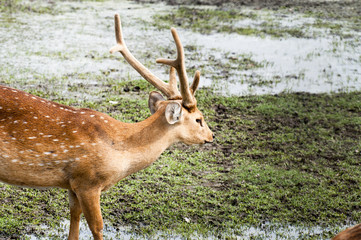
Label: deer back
xmin=0 ymin=86 xmax=116 ymax=188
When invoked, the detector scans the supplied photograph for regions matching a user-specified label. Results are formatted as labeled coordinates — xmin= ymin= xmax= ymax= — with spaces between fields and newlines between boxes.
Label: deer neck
xmin=107 ymin=108 xmax=177 ymax=176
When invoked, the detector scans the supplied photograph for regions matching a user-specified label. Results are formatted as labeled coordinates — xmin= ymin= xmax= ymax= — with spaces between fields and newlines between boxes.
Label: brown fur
xmin=332 ymin=223 xmax=361 ymax=240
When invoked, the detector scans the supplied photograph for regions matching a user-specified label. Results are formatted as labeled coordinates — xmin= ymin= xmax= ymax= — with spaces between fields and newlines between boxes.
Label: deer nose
xmin=205 ymin=134 xmax=215 ymax=144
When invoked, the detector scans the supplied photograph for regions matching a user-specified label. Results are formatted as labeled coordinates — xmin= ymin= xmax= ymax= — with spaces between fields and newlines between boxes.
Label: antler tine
xmin=109 ymin=14 xmax=124 ymax=54
xmin=156 ymin=28 xmax=198 ymax=109
xmin=110 ymin=14 xmax=181 ymax=100
xmin=190 ymin=70 xmax=200 ymax=95
xmin=169 ymin=67 xmax=177 ymax=90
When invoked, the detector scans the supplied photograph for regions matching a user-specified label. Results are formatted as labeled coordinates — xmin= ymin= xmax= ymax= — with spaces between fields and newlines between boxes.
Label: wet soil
xmin=136 ymin=0 xmax=361 ymax=20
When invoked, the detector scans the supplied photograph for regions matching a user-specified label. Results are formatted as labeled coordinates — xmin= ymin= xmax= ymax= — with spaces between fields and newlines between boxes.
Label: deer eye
xmin=196 ymin=118 xmax=203 ymax=127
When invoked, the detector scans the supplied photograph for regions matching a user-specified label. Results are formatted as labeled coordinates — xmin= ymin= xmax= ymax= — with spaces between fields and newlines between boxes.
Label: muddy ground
xmin=136 ymin=0 xmax=361 ymax=19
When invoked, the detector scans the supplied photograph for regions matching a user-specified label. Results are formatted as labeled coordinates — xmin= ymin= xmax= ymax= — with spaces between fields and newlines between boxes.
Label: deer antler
xmin=110 ymin=14 xmax=182 ymax=100
xmin=156 ymin=28 xmax=200 ymax=110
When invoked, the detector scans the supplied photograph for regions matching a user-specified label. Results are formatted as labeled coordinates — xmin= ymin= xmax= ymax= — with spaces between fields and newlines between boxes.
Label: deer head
xmin=110 ymin=14 xmax=213 ymax=145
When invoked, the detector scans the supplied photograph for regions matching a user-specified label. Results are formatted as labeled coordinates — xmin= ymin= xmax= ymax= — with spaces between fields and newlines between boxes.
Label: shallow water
xmin=0 ymin=0 xmax=360 ymax=98
xmin=27 ymin=219 xmax=355 ymax=240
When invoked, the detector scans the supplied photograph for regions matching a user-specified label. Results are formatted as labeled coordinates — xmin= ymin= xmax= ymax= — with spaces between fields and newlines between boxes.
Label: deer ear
xmin=148 ymin=91 xmax=165 ymax=114
xmin=165 ymin=102 xmax=182 ymax=125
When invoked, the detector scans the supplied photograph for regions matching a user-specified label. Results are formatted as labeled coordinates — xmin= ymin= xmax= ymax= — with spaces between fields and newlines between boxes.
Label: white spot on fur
xmin=28 ymin=136 xmax=37 ymax=139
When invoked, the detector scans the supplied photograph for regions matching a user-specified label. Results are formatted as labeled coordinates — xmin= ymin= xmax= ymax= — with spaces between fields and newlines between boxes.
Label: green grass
xmin=0 ymin=0 xmax=58 ymax=14
xmin=153 ymin=7 xmax=306 ymax=38
xmin=0 ymin=0 xmax=105 ymax=14
xmin=0 ymin=84 xmax=360 ymax=239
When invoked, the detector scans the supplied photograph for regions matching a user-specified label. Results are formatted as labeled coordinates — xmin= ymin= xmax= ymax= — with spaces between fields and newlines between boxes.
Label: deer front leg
xmin=68 ymin=190 xmax=82 ymax=240
xmin=76 ymin=189 xmax=104 ymax=240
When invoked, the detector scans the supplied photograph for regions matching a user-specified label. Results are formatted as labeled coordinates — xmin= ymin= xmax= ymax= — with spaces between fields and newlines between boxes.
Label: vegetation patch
xmin=153 ymin=7 xmax=307 ymax=38
xmin=0 ymin=83 xmax=360 ymax=239
xmin=0 ymin=0 xmax=59 ymax=14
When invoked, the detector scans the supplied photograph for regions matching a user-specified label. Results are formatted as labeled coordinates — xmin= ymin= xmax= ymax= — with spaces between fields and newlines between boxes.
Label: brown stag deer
xmin=0 ymin=14 xmax=213 ymax=239
xmin=332 ymin=223 xmax=361 ymax=240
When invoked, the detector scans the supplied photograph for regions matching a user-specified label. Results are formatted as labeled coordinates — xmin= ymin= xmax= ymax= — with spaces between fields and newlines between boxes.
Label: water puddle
xmin=193 ymin=32 xmax=360 ymax=95
xmin=26 ymin=219 xmax=355 ymax=240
